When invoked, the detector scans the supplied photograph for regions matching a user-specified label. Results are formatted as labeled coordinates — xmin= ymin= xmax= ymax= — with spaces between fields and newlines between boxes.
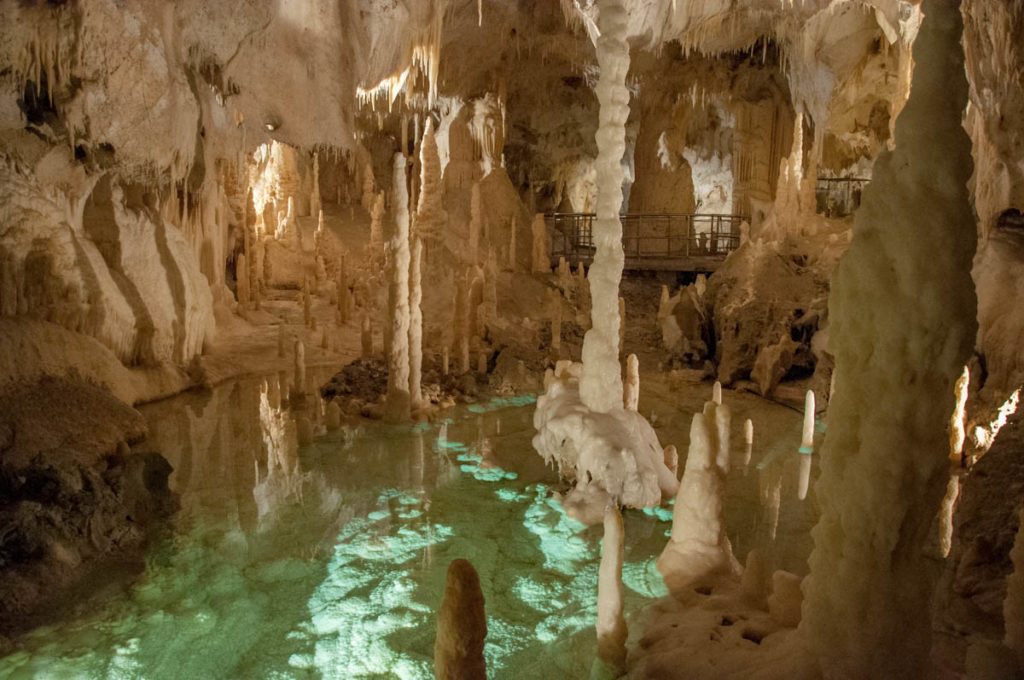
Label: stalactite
xmin=310 ymin=152 xmax=322 ymax=218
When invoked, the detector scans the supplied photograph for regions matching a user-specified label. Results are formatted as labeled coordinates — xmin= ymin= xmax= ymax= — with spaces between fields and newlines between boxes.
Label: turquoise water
xmin=0 ymin=376 xmax=810 ymax=679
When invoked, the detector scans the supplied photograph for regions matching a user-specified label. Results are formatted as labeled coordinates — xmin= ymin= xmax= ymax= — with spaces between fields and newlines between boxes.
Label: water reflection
xmin=0 ymin=375 xmax=813 ymax=680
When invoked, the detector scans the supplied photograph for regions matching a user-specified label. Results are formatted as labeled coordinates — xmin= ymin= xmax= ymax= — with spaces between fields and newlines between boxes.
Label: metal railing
xmin=546 ymin=212 xmax=745 ymax=269
xmin=815 ymin=177 xmax=870 ymax=217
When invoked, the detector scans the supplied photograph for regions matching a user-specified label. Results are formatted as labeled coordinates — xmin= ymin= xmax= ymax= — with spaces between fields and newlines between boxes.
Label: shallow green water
xmin=0 ymin=376 xmax=810 ymax=679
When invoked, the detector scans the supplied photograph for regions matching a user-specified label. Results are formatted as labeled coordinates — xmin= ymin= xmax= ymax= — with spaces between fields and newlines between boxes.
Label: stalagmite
xmin=370 ymin=193 xmax=385 ymax=258
xmin=801 ymin=1 xmax=978 ymax=676
xmin=658 ymin=404 xmax=739 ymax=592
xmin=292 ymin=339 xmax=306 ymax=398
xmin=550 ymin=289 xmax=562 ymax=354
xmin=325 ymin=401 xmax=341 ymax=431
xmin=577 ymin=0 xmax=629 ymax=413
xmin=361 ymin=159 xmax=375 ymax=212
xmin=361 ymin=316 xmax=373 ymax=359
xmin=798 ymin=389 xmax=815 ymax=500
xmin=624 ymin=353 xmax=639 ymax=411
xmin=314 ymin=210 xmax=326 ymax=266
xmin=712 ymin=398 xmax=731 ymax=474
xmin=302 ymin=279 xmax=312 ymax=329
xmin=741 ymin=549 xmax=767 ymax=605
xmin=337 ymin=255 xmax=350 ymax=324
xmin=743 ymin=418 xmax=754 ymax=468
xmin=409 ymin=237 xmax=424 ymax=410
xmin=442 ymin=346 xmax=450 ymax=376
xmin=663 ymin=444 xmax=678 ymax=478
xmin=236 ymin=254 xmax=250 ymax=306
xmin=434 ymin=559 xmax=487 ymax=680
xmin=531 ymin=213 xmax=549 ymax=273
xmin=477 ymin=350 xmax=487 ymax=375
xmin=386 ymin=153 xmax=412 ymax=422
xmin=712 ymin=380 xmax=722 ymax=405
xmin=595 ymin=505 xmax=627 ymax=674
xmin=468 ymin=183 xmax=482 ymax=265
xmin=768 ymin=571 xmax=804 ymax=628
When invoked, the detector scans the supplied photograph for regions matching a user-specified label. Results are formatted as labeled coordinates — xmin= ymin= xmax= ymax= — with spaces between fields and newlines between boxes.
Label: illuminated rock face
xmin=434 ymin=558 xmax=487 ymax=680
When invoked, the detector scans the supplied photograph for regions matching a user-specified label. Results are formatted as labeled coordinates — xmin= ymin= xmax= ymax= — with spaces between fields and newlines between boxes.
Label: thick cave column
xmin=800 ymin=1 xmax=977 ymax=677
xmin=386 ymin=153 xmax=411 ymax=422
xmin=578 ymin=0 xmax=630 ymax=413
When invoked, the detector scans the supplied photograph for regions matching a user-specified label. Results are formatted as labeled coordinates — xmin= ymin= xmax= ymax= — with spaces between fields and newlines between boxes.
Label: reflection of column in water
xmin=743 ymin=418 xmax=754 ymax=470
xmin=759 ymin=463 xmax=783 ymax=542
xmin=797 ymin=390 xmax=815 ymax=500
xmin=415 ymin=429 xmax=426 ymax=492
xmin=495 ymin=416 xmax=501 ymax=436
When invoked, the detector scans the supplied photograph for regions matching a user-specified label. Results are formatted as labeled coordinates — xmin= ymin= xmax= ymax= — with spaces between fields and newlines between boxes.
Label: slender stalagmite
xmin=386 ymin=153 xmax=412 ymax=422
xmin=337 ymin=254 xmax=349 ymax=324
xmin=550 ymin=289 xmax=562 ymax=355
xmin=409 ymin=237 xmax=423 ymax=410
xmin=237 ymin=253 xmax=250 ymax=306
xmin=801 ymin=1 xmax=978 ymax=675
xmin=798 ymin=390 xmax=815 ymax=500
xmin=531 ymin=213 xmax=549 ymax=273
xmin=361 ymin=316 xmax=373 ymax=358
xmin=469 ymin=182 xmax=482 ymax=265
xmin=624 ymin=353 xmax=639 ymax=411
xmin=292 ymin=339 xmax=306 ymax=397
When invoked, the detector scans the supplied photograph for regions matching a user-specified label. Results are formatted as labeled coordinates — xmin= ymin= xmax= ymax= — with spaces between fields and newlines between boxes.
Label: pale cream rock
xmin=386 ymin=153 xmax=412 ymax=422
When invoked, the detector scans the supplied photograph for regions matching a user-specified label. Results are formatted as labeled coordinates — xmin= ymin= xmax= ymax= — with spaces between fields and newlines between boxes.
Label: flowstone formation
xmin=800 ymin=0 xmax=978 ymax=677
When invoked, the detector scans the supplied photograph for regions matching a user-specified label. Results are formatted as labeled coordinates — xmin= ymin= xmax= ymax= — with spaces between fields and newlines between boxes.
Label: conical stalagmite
xmin=434 ymin=559 xmax=487 ymax=680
